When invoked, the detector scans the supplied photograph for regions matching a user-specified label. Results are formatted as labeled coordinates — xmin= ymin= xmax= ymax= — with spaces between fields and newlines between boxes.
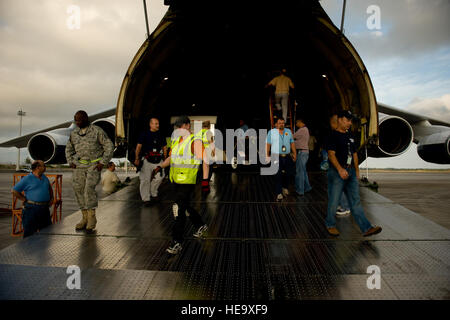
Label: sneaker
xmin=172 ymin=203 xmax=179 ymax=218
xmin=336 ymin=206 xmax=351 ymax=216
xmin=231 ymin=157 xmax=238 ymax=169
xmin=363 ymin=226 xmax=382 ymax=237
xmin=327 ymin=227 xmax=340 ymax=236
xmin=166 ymin=241 xmax=182 ymax=255
xmin=193 ymin=224 xmax=208 ymax=238
xmin=282 ymin=188 xmax=289 ymax=196
xmin=276 ymin=194 xmax=283 ymax=201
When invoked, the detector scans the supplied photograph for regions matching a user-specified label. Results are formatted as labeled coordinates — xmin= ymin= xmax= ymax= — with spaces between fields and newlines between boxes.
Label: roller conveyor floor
xmin=0 ymin=170 xmax=449 ymax=300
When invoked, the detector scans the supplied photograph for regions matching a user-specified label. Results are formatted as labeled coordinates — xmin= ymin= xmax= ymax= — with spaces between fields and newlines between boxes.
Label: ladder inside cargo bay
xmin=269 ymin=94 xmax=294 ymax=129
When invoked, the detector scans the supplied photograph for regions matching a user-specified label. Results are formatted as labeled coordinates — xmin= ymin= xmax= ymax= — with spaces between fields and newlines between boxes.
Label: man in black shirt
xmin=325 ymin=110 xmax=382 ymax=237
xmin=134 ymin=117 xmax=167 ymax=205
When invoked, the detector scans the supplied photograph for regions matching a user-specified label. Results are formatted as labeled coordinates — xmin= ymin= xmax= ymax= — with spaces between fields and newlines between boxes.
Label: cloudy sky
xmin=0 ymin=0 xmax=449 ymax=168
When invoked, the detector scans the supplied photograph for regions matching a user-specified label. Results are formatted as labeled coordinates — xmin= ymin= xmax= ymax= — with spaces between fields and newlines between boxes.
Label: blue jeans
xmin=22 ymin=204 xmax=51 ymax=238
xmin=295 ymin=151 xmax=312 ymax=195
xmin=320 ymin=149 xmax=329 ymax=171
xmin=326 ymin=167 xmax=372 ymax=233
xmin=339 ymin=193 xmax=349 ymax=210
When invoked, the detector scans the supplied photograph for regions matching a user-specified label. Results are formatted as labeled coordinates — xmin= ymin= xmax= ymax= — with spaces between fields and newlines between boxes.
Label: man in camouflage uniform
xmin=65 ymin=110 xmax=114 ymax=233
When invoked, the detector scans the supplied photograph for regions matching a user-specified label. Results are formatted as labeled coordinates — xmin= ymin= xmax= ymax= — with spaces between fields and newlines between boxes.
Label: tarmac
xmin=368 ymin=171 xmax=450 ymax=230
xmin=0 ymin=168 xmax=449 ymax=300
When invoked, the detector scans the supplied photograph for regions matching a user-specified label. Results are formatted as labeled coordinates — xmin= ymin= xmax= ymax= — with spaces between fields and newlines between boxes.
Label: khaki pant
xmin=139 ymin=160 xmax=165 ymax=201
xmin=72 ymin=165 xmax=101 ymax=210
xmin=275 ymin=92 xmax=289 ymax=121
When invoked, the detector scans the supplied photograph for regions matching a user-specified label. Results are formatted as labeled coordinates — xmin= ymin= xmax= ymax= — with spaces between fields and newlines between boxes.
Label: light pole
xmin=340 ymin=0 xmax=347 ymax=34
xmin=16 ymin=109 xmax=26 ymax=171
xmin=143 ymin=0 xmax=150 ymax=39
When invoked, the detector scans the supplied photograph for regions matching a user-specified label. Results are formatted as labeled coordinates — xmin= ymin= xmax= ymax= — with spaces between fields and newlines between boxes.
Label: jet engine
xmin=417 ymin=131 xmax=450 ymax=164
xmin=92 ymin=118 xmax=115 ymax=144
xmin=369 ymin=114 xmax=414 ymax=158
xmin=27 ymin=117 xmax=123 ymax=164
xmin=93 ymin=118 xmax=127 ymax=158
xmin=27 ymin=126 xmax=73 ymax=164
xmin=92 ymin=118 xmax=126 ymax=158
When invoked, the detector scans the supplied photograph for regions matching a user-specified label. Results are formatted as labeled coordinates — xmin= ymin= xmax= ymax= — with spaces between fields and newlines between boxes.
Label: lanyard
xmin=346 ymin=134 xmax=352 ymax=166
xmin=279 ymin=130 xmax=289 ymax=149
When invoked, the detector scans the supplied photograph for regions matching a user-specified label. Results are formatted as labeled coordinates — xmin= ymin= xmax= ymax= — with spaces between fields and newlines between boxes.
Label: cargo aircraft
xmin=1 ymin=0 xmax=449 ymax=166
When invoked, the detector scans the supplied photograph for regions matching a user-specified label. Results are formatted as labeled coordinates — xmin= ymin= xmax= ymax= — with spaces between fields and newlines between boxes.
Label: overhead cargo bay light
xmin=115 ymin=0 xmax=380 ymax=167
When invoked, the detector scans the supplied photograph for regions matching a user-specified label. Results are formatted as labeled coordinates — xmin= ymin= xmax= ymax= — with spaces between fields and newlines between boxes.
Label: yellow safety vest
xmin=195 ymin=129 xmax=210 ymax=149
xmin=170 ymin=134 xmax=201 ymax=184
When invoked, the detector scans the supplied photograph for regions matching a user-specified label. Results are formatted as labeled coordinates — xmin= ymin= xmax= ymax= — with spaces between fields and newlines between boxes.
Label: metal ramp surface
xmin=0 ymin=171 xmax=449 ymax=300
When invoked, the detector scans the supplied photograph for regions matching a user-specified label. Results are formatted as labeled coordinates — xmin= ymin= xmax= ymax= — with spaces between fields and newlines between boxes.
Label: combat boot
xmin=75 ymin=209 xmax=88 ymax=230
xmin=86 ymin=209 xmax=97 ymax=233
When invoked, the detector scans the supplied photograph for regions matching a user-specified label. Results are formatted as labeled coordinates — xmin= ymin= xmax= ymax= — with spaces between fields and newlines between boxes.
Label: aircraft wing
xmin=0 ymin=108 xmax=116 ymax=148
xmin=378 ymin=103 xmax=450 ymax=127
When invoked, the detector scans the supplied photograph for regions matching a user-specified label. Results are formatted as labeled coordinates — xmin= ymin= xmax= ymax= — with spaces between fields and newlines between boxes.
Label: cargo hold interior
xmin=117 ymin=1 xmax=378 ymax=166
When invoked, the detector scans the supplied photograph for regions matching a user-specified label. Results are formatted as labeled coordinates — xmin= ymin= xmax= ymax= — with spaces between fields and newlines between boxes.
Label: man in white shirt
xmin=101 ymin=162 xmax=120 ymax=195
xmin=267 ymin=69 xmax=295 ymax=121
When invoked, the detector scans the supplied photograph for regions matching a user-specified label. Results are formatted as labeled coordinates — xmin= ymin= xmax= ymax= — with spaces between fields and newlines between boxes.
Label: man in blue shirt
xmin=12 ymin=160 xmax=53 ymax=238
xmin=266 ymin=118 xmax=297 ymax=201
